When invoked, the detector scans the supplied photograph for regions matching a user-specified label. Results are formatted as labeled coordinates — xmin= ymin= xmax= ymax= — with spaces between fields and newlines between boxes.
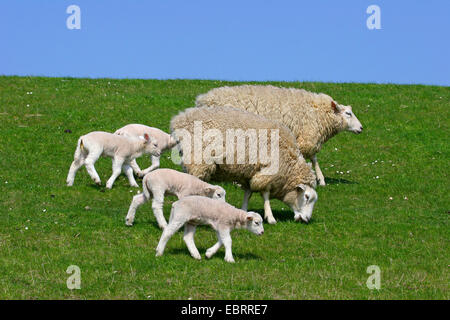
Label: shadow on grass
xmin=167 ymin=247 xmax=262 ymax=261
xmin=247 ymin=208 xmax=316 ymax=225
xmin=324 ymin=177 xmax=358 ymax=185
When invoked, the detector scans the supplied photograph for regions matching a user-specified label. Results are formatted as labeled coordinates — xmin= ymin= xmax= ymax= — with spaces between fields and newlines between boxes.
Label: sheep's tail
xmin=142 ymin=175 xmax=152 ymax=200
xmin=73 ymin=138 xmax=85 ymax=160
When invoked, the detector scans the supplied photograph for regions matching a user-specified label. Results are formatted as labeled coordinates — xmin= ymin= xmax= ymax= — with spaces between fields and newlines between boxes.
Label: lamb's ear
xmin=246 ymin=215 xmax=253 ymax=221
xmin=205 ymin=187 xmax=215 ymax=194
xmin=143 ymin=133 xmax=151 ymax=143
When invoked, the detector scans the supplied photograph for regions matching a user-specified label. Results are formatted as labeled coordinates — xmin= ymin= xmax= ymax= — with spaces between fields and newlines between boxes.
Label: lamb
xmin=115 ymin=124 xmax=177 ymax=177
xmin=196 ymin=85 xmax=363 ymax=186
xmin=125 ymin=168 xmax=226 ymax=229
xmin=155 ymin=196 xmax=264 ymax=263
xmin=66 ymin=131 xmax=160 ymax=189
xmin=170 ymin=106 xmax=318 ymax=224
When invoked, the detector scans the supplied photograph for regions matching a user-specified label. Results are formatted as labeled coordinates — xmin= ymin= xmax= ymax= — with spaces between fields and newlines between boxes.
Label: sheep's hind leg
xmin=151 ymin=191 xmax=168 ymax=230
xmin=125 ymin=193 xmax=147 ymax=226
xmin=123 ymin=162 xmax=139 ymax=188
xmin=155 ymin=219 xmax=185 ymax=257
xmin=84 ymin=152 xmax=102 ymax=186
xmin=206 ymin=231 xmax=223 ymax=259
xmin=66 ymin=157 xmax=85 ymax=186
xmin=183 ymin=224 xmax=201 ymax=260
xmin=312 ymin=155 xmax=326 ymax=186
xmin=129 ymin=159 xmax=143 ymax=178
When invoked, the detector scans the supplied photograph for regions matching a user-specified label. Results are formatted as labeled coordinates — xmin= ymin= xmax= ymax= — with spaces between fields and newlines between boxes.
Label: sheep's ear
xmin=246 ymin=215 xmax=253 ymax=221
xmin=331 ymin=101 xmax=338 ymax=112
xmin=205 ymin=187 xmax=215 ymax=194
xmin=143 ymin=133 xmax=151 ymax=143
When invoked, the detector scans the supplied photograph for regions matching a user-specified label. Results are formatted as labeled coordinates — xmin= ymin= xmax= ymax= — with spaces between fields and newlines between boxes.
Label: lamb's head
xmin=332 ymin=101 xmax=363 ymax=134
xmin=245 ymin=212 xmax=264 ymax=236
xmin=283 ymin=184 xmax=318 ymax=223
xmin=205 ymin=185 xmax=226 ymax=201
xmin=141 ymin=134 xmax=161 ymax=157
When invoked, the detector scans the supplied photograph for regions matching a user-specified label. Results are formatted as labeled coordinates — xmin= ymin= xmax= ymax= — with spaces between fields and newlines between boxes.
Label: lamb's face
xmin=142 ymin=135 xmax=161 ymax=157
xmin=209 ymin=186 xmax=226 ymax=202
xmin=337 ymin=104 xmax=363 ymax=134
xmin=246 ymin=212 xmax=264 ymax=235
xmin=284 ymin=184 xmax=318 ymax=223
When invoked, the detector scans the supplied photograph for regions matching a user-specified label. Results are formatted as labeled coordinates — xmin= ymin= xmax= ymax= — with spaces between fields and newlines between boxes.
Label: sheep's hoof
xmin=155 ymin=251 xmax=163 ymax=257
xmin=125 ymin=220 xmax=133 ymax=226
xmin=192 ymin=254 xmax=201 ymax=260
xmin=318 ymin=180 xmax=326 ymax=186
xmin=224 ymin=257 xmax=235 ymax=263
xmin=267 ymin=218 xmax=277 ymax=225
xmin=205 ymin=250 xmax=214 ymax=259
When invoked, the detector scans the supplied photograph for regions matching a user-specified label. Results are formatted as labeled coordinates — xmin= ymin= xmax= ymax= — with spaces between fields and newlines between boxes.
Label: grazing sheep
xmin=155 ymin=196 xmax=264 ymax=263
xmin=115 ymin=124 xmax=177 ymax=177
xmin=125 ymin=168 xmax=226 ymax=228
xmin=66 ymin=131 xmax=160 ymax=189
xmin=196 ymin=85 xmax=363 ymax=186
xmin=170 ymin=106 xmax=318 ymax=224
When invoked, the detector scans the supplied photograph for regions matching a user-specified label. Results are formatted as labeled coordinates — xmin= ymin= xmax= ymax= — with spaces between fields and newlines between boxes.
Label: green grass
xmin=0 ymin=76 xmax=448 ymax=299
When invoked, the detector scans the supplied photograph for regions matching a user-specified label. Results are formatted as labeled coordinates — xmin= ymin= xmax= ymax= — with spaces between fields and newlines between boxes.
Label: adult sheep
xmin=170 ymin=106 xmax=318 ymax=224
xmin=195 ymin=85 xmax=363 ymax=186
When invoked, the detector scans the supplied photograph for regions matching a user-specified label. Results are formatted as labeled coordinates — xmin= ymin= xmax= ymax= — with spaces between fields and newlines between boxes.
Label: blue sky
xmin=1 ymin=0 xmax=449 ymax=85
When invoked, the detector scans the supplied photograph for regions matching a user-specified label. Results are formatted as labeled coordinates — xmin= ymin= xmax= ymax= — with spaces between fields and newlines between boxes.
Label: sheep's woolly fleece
xmin=170 ymin=106 xmax=316 ymax=200
xmin=196 ymin=85 xmax=346 ymax=159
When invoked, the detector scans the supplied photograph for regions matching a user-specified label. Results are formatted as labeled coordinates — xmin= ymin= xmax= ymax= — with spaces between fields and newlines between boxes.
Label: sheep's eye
xmin=345 ymin=112 xmax=352 ymax=116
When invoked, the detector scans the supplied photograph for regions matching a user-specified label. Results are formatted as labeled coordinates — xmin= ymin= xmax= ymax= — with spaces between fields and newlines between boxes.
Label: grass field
xmin=0 ymin=76 xmax=448 ymax=299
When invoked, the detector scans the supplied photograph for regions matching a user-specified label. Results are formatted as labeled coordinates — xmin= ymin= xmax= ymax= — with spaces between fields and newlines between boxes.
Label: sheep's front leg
xmin=183 ymin=224 xmax=201 ymax=260
xmin=123 ymin=163 xmax=139 ymax=188
xmin=241 ymin=189 xmax=253 ymax=211
xmin=262 ymin=191 xmax=276 ymax=224
xmin=205 ymin=231 xmax=223 ymax=259
xmin=312 ymin=155 xmax=326 ymax=186
xmin=106 ymin=157 xmax=125 ymax=189
xmin=129 ymin=159 xmax=143 ymax=177
xmin=141 ymin=155 xmax=160 ymax=176
xmin=218 ymin=229 xmax=234 ymax=263
xmin=125 ymin=193 xmax=147 ymax=226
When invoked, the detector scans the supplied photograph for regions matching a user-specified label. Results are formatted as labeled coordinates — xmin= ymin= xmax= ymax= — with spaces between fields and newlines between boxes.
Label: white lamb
xmin=125 ymin=168 xmax=226 ymax=228
xmin=115 ymin=124 xmax=177 ymax=177
xmin=155 ymin=196 xmax=264 ymax=263
xmin=66 ymin=131 xmax=160 ymax=189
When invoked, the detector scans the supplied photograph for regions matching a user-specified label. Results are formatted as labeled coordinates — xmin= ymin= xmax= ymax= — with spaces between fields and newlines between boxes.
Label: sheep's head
xmin=142 ymin=134 xmax=161 ymax=157
xmin=332 ymin=101 xmax=363 ymax=134
xmin=206 ymin=185 xmax=226 ymax=201
xmin=283 ymin=184 xmax=318 ymax=223
xmin=245 ymin=212 xmax=264 ymax=236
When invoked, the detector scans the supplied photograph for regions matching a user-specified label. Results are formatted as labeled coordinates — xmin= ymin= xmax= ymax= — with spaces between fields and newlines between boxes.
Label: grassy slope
xmin=0 ymin=76 xmax=448 ymax=299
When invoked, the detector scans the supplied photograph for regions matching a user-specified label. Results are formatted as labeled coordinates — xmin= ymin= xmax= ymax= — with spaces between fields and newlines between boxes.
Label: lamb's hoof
xmin=125 ymin=220 xmax=133 ymax=226
xmin=192 ymin=254 xmax=201 ymax=260
xmin=130 ymin=183 xmax=139 ymax=188
xmin=106 ymin=184 xmax=113 ymax=189
xmin=224 ymin=257 xmax=235 ymax=263
xmin=155 ymin=251 xmax=163 ymax=257
xmin=205 ymin=250 xmax=214 ymax=259
xmin=137 ymin=172 xmax=145 ymax=178
xmin=66 ymin=182 xmax=73 ymax=187
xmin=267 ymin=218 xmax=277 ymax=225
xmin=318 ymin=180 xmax=326 ymax=186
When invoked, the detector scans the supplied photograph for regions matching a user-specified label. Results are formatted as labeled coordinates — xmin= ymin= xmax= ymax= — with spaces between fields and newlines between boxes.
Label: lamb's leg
xmin=84 ymin=152 xmax=102 ymax=185
xmin=106 ymin=157 xmax=124 ymax=189
xmin=262 ymin=191 xmax=276 ymax=224
xmin=312 ymin=155 xmax=326 ymax=186
xmin=205 ymin=231 xmax=222 ymax=259
xmin=155 ymin=219 xmax=185 ymax=257
xmin=141 ymin=155 xmax=160 ymax=176
xmin=241 ymin=189 xmax=253 ymax=211
xmin=151 ymin=190 xmax=168 ymax=230
xmin=123 ymin=163 xmax=139 ymax=188
xmin=66 ymin=157 xmax=85 ymax=186
xmin=129 ymin=159 xmax=143 ymax=177
xmin=183 ymin=223 xmax=201 ymax=260
xmin=218 ymin=229 xmax=234 ymax=263
xmin=125 ymin=193 xmax=147 ymax=226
